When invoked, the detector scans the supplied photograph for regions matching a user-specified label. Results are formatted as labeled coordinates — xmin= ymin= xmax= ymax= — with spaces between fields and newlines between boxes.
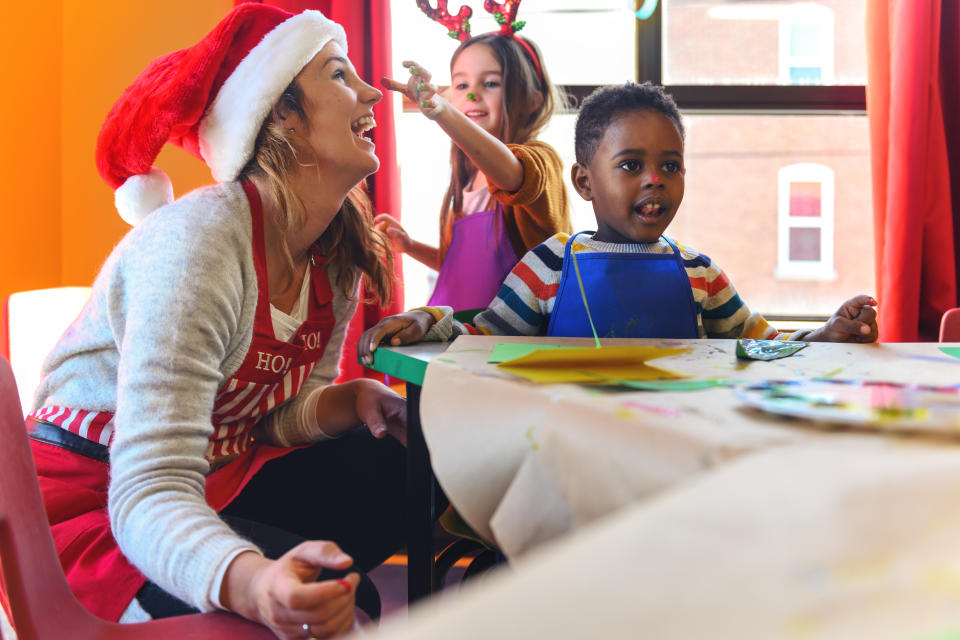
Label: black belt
xmin=28 ymin=419 xmax=109 ymax=463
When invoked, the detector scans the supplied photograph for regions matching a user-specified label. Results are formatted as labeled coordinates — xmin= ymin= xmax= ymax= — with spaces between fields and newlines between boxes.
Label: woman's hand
xmin=354 ymin=378 xmax=407 ymax=446
xmin=358 ymin=311 xmax=436 ymax=366
xmin=806 ymin=295 xmax=879 ymax=343
xmin=381 ymin=60 xmax=447 ymax=120
xmin=373 ymin=213 xmax=412 ymax=253
xmin=224 ymin=544 xmax=359 ymax=639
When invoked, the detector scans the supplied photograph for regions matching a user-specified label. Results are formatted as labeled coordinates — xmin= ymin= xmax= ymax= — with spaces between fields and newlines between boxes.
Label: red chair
xmin=940 ymin=308 xmax=960 ymax=342
xmin=0 ymin=356 xmax=275 ymax=640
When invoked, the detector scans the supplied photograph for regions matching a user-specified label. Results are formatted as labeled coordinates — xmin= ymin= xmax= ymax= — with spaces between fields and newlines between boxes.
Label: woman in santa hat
xmin=25 ymin=3 xmax=405 ymax=638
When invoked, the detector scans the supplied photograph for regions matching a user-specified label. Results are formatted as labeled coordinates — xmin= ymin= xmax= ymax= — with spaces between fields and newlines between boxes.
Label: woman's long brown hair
xmin=241 ymin=80 xmax=393 ymax=305
xmin=439 ymin=33 xmax=565 ymax=258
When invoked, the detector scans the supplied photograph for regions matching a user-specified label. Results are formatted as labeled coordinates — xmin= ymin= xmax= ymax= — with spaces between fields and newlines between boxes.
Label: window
xmin=779 ymin=4 xmax=835 ymax=85
xmin=391 ymin=0 xmax=874 ymax=316
xmin=776 ymin=163 xmax=835 ymax=280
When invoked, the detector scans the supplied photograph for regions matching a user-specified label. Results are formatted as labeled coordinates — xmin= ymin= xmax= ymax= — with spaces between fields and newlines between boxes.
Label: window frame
xmin=562 ymin=1 xmax=865 ymax=114
xmin=550 ymin=2 xmax=867 ymax=321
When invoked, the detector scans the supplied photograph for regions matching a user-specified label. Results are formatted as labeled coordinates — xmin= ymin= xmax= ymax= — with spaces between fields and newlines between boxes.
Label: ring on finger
xmin=302 ymin=622 xmax=316 ymax=640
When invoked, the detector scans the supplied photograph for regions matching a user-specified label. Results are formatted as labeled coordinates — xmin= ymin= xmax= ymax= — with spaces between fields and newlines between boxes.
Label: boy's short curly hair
xmin=574 ymin=82 xmax=684 ymax=166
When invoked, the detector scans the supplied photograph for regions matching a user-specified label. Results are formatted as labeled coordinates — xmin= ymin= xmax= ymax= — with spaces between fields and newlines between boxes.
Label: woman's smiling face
xmin=573 ymin=109 xmax=686 ymax=244
xmin=289 ymin=40 xmax=383 ymax=183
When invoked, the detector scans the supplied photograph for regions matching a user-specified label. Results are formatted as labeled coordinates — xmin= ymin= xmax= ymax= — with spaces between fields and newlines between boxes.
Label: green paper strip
xmin=607 ymin=378 xmax=736 ymax=391
xmin=572 ymin=367 xmax=733 ymax=391
xmin=488 ymin=342 xmax=580 ymax=364
xmin=570 ymin=246 xmax=601 ymax=349
xmin=906 ymin=629 xmax=960 ymax=640
xmin=367 ymin=347 xmax=428 ymax=386
xmin=939 ymin=346 xmax=960 ymax=360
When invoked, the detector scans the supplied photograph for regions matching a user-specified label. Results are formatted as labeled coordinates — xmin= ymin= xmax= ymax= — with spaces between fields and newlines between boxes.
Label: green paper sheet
xmin=939 ymin=347 xmax=960 ymax=360
xmin=488 ymin=342 xmax=581 ymax=363
xmin=604 ymin=378 xmax=736 ymax=391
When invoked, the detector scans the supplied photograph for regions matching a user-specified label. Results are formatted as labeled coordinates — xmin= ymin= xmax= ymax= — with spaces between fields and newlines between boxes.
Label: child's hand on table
xmin=358 ymin=311 xmax=437 ymax=366
xmin=381 ymin=60 xmax=447 ymax=120
xmin=806 ymin=295 xmax=879 ymax=343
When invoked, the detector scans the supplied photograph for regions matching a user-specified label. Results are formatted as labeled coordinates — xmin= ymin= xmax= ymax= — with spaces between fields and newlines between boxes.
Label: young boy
xmin=359 ymin=82 xmax=878 ymax=362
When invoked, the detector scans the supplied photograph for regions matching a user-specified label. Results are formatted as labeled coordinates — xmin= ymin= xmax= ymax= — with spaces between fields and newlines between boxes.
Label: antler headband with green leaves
xmin=415 ymin=0 xmax=542 ymax=85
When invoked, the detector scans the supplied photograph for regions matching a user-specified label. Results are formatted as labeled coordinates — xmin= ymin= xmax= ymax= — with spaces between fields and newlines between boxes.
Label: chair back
xmin=940 ymin=308 xmax=960 ymax=342
xmin=0 ymin=356 xmax=92 ymax=638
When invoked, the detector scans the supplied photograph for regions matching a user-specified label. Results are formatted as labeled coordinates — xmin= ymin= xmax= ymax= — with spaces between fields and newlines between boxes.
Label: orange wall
xmin=0 ymin=5 xmax=63 ymax=303
xmin=0 ymin=1 xmax=232 ymax=305
xmin=60 ymin=0 xmax=233 ymax=288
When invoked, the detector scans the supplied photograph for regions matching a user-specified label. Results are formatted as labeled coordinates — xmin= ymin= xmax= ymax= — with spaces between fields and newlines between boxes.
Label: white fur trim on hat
xmin=115 ymin=167 xmax=175 ymax=226
xmin=198 ymin=10 xmax=347 ymax=183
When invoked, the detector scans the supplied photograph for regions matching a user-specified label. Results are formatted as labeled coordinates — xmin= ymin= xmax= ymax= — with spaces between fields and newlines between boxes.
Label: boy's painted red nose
xmin=651 ymin=173 xmax=661 ymax=183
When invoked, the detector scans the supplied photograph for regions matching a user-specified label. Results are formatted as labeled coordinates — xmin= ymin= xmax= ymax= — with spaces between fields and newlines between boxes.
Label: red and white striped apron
xmin=28 ymin=179 xmax=338 ymax=620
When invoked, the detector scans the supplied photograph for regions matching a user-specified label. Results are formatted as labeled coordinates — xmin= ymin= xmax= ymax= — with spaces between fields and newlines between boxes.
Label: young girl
xmin=376 ymin=2 xmax=571 ymax=310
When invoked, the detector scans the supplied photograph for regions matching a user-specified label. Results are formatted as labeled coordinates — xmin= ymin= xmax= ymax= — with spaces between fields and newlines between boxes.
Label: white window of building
xmin=779 ymin=3 xmax=834 ymax=85
xmin=776 ymin=163 xmax=836 ymax=280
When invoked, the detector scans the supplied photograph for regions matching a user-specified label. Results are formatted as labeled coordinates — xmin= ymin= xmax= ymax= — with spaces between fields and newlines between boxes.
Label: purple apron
xmin=428 ymin=202 xmax=519 ymax=310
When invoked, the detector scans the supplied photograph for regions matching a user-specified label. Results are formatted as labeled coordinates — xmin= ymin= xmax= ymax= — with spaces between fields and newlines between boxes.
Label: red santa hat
xmin=96 ymin=3 xmax=346 ymax=225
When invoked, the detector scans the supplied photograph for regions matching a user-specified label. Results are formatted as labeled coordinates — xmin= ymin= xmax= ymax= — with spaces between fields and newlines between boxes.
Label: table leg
xmin=405 ymin=383 xmax=436 ymax=603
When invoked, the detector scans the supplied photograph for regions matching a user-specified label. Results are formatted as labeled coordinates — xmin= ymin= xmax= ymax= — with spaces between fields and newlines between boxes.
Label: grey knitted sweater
xmin=33 ymin=181 xmax=357 ymax=613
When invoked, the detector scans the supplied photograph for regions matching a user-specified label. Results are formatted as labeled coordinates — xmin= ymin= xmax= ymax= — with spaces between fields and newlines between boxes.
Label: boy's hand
xmin=358 ymin=311 xmax=437 ymax=366
xmin=373 ymin=213 xmax=412 ymax=253
xmin=807 ymin=295 xmax=878 ymax=343
xmin=381 ymin=60 xmax=446 ymax=120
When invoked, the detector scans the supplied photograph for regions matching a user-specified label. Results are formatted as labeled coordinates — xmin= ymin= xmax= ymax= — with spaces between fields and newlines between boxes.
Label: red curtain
xmin=240 ymin=0 xmax=404 ymax=376
xmin=866 ymin=0 xmax=960 ymax=341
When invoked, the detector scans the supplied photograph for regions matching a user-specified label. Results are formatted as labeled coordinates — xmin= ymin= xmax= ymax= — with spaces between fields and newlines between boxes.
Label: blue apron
xmin=546 ymin=232 xmax=700 ymax=339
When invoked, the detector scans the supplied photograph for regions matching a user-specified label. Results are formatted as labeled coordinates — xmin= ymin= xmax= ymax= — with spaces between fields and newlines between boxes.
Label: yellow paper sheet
xmin=496 ymin=345 xmax=691 ymax=383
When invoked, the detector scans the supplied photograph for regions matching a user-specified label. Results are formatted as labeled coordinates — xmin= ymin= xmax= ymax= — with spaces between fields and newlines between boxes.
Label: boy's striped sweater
xmin=422 ymin=232 xmax=809 ymax=341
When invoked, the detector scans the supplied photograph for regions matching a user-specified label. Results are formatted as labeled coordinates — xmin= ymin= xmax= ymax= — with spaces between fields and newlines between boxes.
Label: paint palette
xmin=736 ymin=379 xmax=960 ymax=436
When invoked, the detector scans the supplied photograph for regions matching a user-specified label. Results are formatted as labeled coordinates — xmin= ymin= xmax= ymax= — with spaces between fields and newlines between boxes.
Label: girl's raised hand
xmin=358 ymin=310 xmax=437 ymax=366
xmin=373 ymin=213 xmax=412 ymax=253
xmin=381 ymin=60 xmax=446 ymax=120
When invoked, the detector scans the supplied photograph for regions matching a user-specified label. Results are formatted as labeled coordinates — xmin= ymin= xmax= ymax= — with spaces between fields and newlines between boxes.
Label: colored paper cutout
xmin=496 ymin=345 xmax=690 ymax=384
xmin=603 ymin=377 xmax=736 ymax=391
xmin=488 ymin=342 xmax=580 ymax=364
xmin=635 ymin=0 xmax=659 ymax=20
xmin=940 ymin=347 xmax=960 ymax=360
xmin=736 ymin=379 xmax=960 ymax=435
xmin=736 ymin=338 xmax=808 ymax=360
xmin=908 ymin=630 xmax=960 ymax=640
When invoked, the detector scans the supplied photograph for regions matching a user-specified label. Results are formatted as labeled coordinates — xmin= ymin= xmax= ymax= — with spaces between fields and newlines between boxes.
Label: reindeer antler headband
xmin=415 ymin=0 xmax=544 ymax=87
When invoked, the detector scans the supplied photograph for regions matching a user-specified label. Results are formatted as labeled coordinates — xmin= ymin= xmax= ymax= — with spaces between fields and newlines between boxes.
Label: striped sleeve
xmin=678 ymin=243 xmax=795 ymax=340
xmin=460 ymin=233 xmax=568 ymax=337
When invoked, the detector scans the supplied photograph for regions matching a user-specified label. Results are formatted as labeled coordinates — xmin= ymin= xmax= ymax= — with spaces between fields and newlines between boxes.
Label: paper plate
xmin=735 ymin=379 xmax=960 ymax=436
